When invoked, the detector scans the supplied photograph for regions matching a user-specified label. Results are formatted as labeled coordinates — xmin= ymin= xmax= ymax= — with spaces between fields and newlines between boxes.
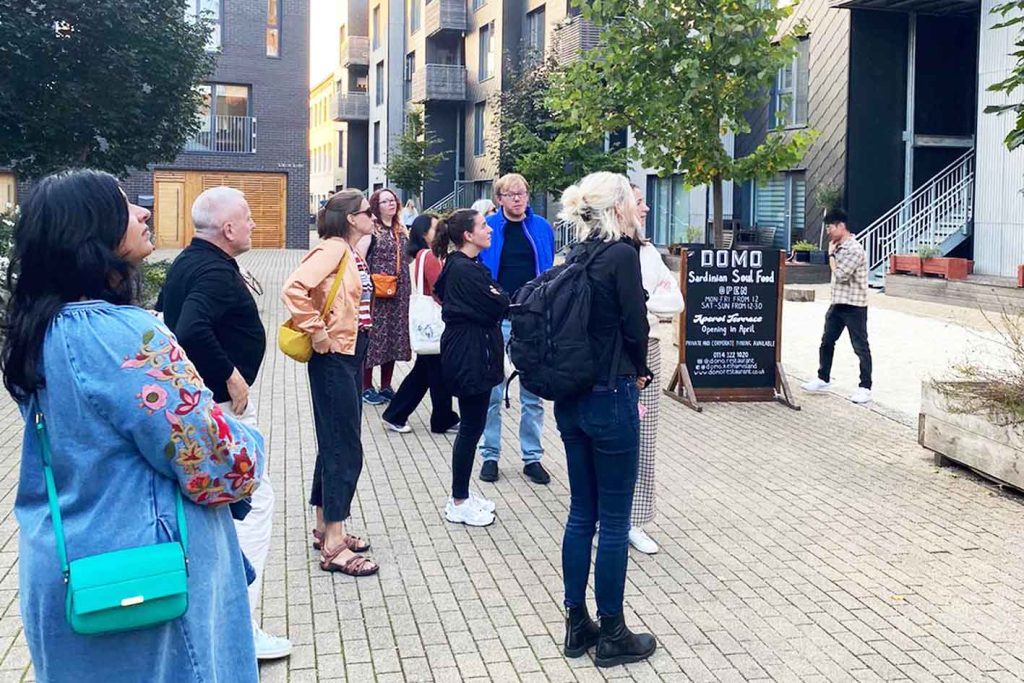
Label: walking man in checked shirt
xmin=802 ymin=208 xmax=873 ymax=404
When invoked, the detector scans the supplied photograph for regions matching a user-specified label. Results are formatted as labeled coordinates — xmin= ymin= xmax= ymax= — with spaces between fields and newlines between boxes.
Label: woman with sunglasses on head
xmin=381 ymin=213 xmax=460 ymax=434
xmin=361 ymin=188 xmax=412 ymax=406
xmin=282 ymin=189 xmax=380 ymax=576
xmin=432 ymin=209 xmax=509 ymax=527
xmin=4 ymin=170 xmax=265 ymax=681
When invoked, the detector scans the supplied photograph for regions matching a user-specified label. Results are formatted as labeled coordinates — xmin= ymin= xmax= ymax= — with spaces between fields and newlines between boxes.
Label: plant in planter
xmin=890 ymin=244 xmax=971 ymax=280
xmin=791 ymin=240 xmax=816 ymax=263
xmin=686 ymin=226 xmax=704 ymax=246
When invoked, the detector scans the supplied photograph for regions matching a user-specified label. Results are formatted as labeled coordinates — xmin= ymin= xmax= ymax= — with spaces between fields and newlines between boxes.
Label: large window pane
xmin=216 ymin=84 xmax=249 ymax=117
xmin=646 ymin=174 xmax=689 ymax=246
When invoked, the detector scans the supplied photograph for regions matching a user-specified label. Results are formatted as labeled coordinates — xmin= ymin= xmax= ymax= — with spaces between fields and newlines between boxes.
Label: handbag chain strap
xmin=322 ymin=249 xmax=350 ymax=319
xmin=32 ymin=397 xmax=189 ymax=583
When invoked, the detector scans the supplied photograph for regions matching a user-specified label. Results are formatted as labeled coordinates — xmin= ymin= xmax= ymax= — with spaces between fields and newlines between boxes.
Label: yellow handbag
xmin=279 ymin=251 xmax=349 ymax=362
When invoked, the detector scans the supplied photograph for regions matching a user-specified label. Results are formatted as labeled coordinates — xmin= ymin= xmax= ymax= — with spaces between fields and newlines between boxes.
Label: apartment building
xmin=310 ymin=75 xmax=341 ymax=213
xmin=122 ymin=0 xmax=309 ymax=249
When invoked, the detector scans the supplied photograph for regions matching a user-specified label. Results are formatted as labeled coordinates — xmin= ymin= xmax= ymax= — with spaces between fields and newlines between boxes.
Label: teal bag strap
xmin=31 ymin=397 xmax=189 ymax=580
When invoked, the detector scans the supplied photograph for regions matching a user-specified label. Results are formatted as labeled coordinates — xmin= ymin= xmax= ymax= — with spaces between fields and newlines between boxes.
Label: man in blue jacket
xmin=478 ymin=173 xmax=555 ymax=485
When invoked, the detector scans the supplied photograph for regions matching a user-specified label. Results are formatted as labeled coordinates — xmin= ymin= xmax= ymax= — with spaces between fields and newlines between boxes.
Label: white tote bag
xmin=408 ymin=251 xmax=444 ymax=355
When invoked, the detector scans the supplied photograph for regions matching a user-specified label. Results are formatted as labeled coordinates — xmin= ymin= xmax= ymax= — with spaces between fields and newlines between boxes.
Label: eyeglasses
xmin=353 ymin=208 xmax=374 ymax=218
xmin=500 ymin=192 xmax=528 ymax=200
xmin=239 ymin=267 xmax=263 ymax=297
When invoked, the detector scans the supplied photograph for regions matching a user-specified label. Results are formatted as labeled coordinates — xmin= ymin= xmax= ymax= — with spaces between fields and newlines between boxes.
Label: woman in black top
xmin=554 ymin=172 xmax=657 ymax=667
xmin=432 ymin=209 xmax=509 ymax=528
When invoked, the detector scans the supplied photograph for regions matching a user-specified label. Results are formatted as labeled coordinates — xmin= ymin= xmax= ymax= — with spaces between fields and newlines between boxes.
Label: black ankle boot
xmin=594 ymin=612 xmax=657 ymax=667
xmin=563 ymin=605 xmax=600 ymax=658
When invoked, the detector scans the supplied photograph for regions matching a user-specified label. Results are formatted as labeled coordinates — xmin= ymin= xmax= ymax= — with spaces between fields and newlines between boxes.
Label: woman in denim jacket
xmin=3 ymin=171 xmax=265 ymax=682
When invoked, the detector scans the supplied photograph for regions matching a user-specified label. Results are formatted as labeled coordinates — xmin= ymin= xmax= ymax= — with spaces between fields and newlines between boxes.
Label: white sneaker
xmin=382 ymin=419 xmax=411 ymax=434
xmin=253 ymin=624 xmax=292 ymax=660
xmin=850 ymin=387 xmax=872 ymax=404
xmin=445 ymin=498 xmax=495 ymax=527
xmin=469 ymin=491 xmax=496 ymax=513
xmin=801 ymin=378 xmax=831 ymax=393
xmin=628 ymin=527 xmax=659 ymax=555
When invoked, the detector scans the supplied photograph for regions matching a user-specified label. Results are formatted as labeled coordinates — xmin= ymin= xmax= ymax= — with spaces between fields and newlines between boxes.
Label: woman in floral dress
xmin=362 ymin=188 xmax=412 ymax=405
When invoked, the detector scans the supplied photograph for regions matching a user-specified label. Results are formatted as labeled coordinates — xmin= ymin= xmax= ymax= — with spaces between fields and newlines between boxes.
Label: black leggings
xmin=308 ymin=333 xmax=368 ymax=522
xmin=452 ymin=392 xmax=490 ymax=500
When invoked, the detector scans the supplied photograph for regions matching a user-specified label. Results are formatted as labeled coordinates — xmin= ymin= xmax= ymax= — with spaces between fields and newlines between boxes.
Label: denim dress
xmin=14 ymin=302 xmax=264 ymax=682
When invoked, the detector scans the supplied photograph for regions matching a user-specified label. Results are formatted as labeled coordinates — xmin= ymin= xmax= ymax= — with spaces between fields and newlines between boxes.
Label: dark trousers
xmin=451 ymin=392 xmax=490 ymax=500
xmin=382 ymin=354 xmax=460 ymax=433
xmin=554 ymin=378 xmax=640 ymax=617
xmin=308 ymin=332 xmax=369 ymax=522
xmin=818 ymin=304 xmax=872 ymax=389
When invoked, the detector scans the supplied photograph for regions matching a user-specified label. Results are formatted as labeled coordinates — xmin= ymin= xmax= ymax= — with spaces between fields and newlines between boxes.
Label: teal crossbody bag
xmin=34 ymin=404 xmax=190 ymax=635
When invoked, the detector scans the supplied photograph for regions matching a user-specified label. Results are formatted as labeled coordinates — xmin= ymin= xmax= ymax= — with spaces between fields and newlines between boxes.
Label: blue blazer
xmin=480 ymin=206 xmax=555 ymax=281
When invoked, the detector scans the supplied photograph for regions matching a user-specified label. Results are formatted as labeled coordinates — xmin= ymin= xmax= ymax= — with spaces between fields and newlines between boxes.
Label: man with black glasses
xmin=158 ymin=186 xmax=292 ymax=661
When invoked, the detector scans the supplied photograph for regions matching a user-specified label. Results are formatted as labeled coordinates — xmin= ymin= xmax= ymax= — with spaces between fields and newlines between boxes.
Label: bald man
xmin=158 ymin=186 xmax=292 ymax=660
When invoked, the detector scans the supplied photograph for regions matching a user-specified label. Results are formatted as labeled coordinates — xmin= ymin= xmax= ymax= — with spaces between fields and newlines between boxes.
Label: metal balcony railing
xmin=553 ymin=16 xmax=600 ymax=66
xmin=425 ymin=0 xmax=467 ymax=36
xmin=340 ymin=35 xmax=369 ymax=67
xmin=185 ymin=115 xmax=257 ymax=154
xmin=333 ymin=91 xmax=370 ymax=122
xmin=411 ymin=64 xmax=466 ymax=103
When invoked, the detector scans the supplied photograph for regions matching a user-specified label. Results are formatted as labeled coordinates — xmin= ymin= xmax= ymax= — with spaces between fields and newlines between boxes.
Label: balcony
xmin=553 ymin=15 xmax=600 ymax=66
xmin=830 ymin=0 xmax=978 ymax=14
xmin=332 ymin=91 xmax=370 ymax=122
xmin=340 ymin=35 xmax=369 ymax=67
xmin=184 ymin=116 xmax=257 ymax=154
xmin=424 ymin=0 xmax=467 ymax=37
xmin=411 ymin=64 xmax=466 ymax=103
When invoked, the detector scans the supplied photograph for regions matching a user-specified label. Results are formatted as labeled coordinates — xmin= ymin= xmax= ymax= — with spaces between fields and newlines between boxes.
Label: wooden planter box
xmin=920 ymin=381 xmax=1024 ymax=492
xmin=890 ymin=255 xmax=971 ymax=280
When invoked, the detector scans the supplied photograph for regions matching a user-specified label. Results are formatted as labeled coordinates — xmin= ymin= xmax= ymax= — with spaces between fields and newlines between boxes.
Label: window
xmin=338 ymin=131 xmax=345 ymax=166
xmin=771 ymin=38 xmax=809 ymax=129
xmin=645 ymin=174 xmax=690 ymax=247
xmin=479 ymin=23 xmax=495 ymax=81
xmin=474 ymin=102 xmax=486 ymax=156
xmin=404 ymin=52 xmax=416 ymax=101
xmin=185 ymin=0 xmax=221 ymax=50
xmin=375 ymin=61 xmax=385 ymax=105
xmin=408 ymin=0 xmax=422 ymax=34
xmin=374 ymin=122 xmax=381 ymax=164
xmin=525 ymin=7 xmax=546 ymax=61
xmin=266 ymin=0 xmax=280 ymax=57
xmin=372 ymin=6 xmax=381 ymax=49
xmin=752 ymin=171 xmax=805 ymax=249
xmin=186 ymin=83 xmax=254 ymax=153
xmin=475 ymin=180 xmax=493 ymax=199
xmin=473 ymin=0 xmax=486 ymax=10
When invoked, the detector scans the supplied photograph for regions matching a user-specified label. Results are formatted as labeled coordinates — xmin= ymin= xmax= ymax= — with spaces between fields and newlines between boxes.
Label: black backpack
xmin=506 ymin=241 xmax=618 ymax=403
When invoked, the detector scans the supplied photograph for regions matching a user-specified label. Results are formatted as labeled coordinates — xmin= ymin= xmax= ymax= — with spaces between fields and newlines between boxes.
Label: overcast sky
xmin=310 ymin=0 xmax=340 ymax=87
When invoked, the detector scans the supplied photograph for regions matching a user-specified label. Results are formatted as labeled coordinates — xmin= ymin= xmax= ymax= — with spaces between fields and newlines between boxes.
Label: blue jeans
xmin=480 ymin=319 xmax=544 ymax=464
xmin=554 ymin=378 xmax=640 ymax=617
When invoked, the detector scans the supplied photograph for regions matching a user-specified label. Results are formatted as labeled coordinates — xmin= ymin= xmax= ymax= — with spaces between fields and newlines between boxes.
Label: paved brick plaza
xmin=0 ymin=248 xmax=1022 ymax=682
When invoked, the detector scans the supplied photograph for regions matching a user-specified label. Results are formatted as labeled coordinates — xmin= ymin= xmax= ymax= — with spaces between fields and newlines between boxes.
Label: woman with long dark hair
xmin=381 ymin=213 xmax=459 ymax=433
xmin=432 ymin=209 xmax=508 ymax=527
xmin=282 ymin=189 xmax=380 ymax=576
xmin=3 ymin=170 xmax=265 ymax=681
xmin=362 ymin=188 xmax=412 ymax=405
xmin=554 ymin=172 xmax=656 ymax=667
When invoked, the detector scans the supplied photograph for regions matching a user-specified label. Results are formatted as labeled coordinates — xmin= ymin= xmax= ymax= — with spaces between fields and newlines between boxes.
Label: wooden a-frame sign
xmin=665 ymin=249 xmax=800 ymax=413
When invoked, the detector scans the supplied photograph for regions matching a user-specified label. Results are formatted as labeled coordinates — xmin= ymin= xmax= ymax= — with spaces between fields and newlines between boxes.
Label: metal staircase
xmin=856 ymin=149 xmax=975 ymax=286
xmin=425 ymin=181 xmax=473 ymax=214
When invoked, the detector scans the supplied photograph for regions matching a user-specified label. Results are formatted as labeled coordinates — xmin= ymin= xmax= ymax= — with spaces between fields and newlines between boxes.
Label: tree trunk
xmin=712 ymin=175 xmax=724 ymax=248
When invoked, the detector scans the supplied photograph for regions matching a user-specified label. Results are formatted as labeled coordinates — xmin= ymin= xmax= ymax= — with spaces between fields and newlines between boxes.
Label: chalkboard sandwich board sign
xmin=665 ymin=248 xmax=800 ymax=412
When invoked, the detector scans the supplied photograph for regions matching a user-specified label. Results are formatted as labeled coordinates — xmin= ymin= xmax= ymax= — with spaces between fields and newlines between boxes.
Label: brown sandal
xmin=312 ymin=530 xmax=370 ymax=553
xmin=319 ymin=544 xmax=379 ymax=576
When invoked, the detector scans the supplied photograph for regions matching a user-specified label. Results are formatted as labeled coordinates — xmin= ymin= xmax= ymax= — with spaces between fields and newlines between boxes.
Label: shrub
xmin=792 ymin=240 xmax=817 ymax=252
xmin=139 ymin=259 xmax=171 ymax=310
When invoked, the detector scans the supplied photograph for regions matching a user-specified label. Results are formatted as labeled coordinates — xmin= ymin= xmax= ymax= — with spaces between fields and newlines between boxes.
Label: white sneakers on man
xmin=468 ymin=491 xmax=495 ymax=513
xmin=253 ymin=623 xmax=292 ymax=660
xmin=801 ymin=378 xmax=831 ymax=393
xmin=445 ymin=498 xmax=495 ymax=526
xmin=850 ymin=387 xmax=873 ymax=404
xmin=629 ymin=527 xmax=659 ymax=555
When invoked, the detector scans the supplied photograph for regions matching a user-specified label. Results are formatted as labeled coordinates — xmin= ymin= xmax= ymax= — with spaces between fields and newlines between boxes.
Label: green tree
xmin=490 ymin=57 xmax=627 ymax=196
xmin=986 ymin=1 xmax=1024 ymax=152
xmin=0 ymin=0 xmax=215 ymax=179
xmin=385 ymin=108 xmax=447 ymax=198
xmin=550 ymin=0 xmax=816 ymax=246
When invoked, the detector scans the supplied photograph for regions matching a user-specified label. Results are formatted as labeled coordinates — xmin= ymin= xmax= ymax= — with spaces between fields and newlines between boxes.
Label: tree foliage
xmin=0 ymin=0 xmax=215 ymax=179
xmin=549 ymin=0 xmax=816 ymax=245
xmin=986 ymin=1 xmax=1024 ymax=152
xmin=490 ymin=56 xmax=627 ymax=196
xmin=385 ymin=107 xmax=447 ymax=198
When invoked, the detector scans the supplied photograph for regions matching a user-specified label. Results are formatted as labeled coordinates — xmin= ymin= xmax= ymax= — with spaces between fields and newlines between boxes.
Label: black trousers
xmin=451 ymin=392 xmax=490 ymax=500
xmin=382 ymin=354 xmax=460 ymax=432
xmin=308 ymin=332 xmax=368 ymax=522
xmin=818 ymin=304 xmax=872 ymax=389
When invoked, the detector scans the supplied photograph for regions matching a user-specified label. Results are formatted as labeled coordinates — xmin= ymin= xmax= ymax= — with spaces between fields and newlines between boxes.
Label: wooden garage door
xmin=153 ymin=171 xmax=186 ymax=249
xmin=0 ymin=172 xmax=16 ymax=208
xmin=193 ymin=172 xmax=287 ymax=248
